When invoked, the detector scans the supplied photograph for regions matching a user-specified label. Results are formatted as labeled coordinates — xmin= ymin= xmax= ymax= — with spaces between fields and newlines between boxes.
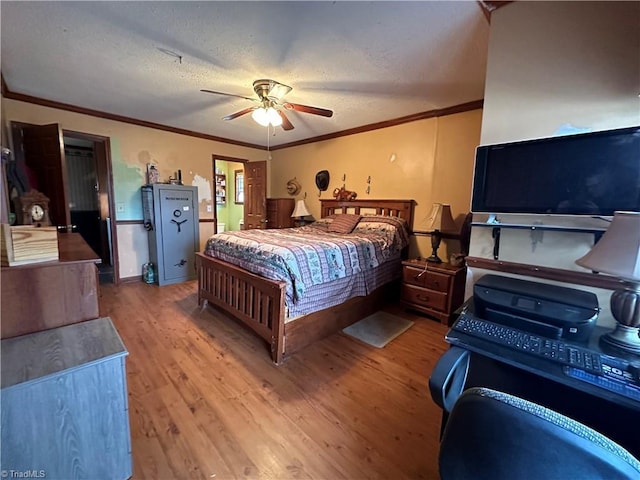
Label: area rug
xmin=342 ymin=311 xmax=414 ymax=348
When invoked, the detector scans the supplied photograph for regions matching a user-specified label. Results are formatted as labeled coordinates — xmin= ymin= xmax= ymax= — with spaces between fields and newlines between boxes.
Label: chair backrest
xmin=438 ymin=386 xmax=640 ymax=480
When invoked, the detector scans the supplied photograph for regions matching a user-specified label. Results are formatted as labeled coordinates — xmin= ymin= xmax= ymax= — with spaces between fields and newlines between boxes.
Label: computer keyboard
xmin=564 ymin=367 xmax=640 ymax=401
xmin=452 ymin=314 xmax=603 ymax=374
xmin=450 ymin=313 xmax=640 ymax=402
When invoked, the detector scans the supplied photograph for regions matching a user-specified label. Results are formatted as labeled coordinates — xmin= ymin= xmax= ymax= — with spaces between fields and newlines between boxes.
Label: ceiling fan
xmin=201 ymin=79 xmax=333 ymax=131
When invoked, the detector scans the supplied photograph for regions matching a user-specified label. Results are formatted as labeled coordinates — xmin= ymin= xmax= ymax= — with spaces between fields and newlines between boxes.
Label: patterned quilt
xmin=203 ymin=215 xmax=410 ymax=305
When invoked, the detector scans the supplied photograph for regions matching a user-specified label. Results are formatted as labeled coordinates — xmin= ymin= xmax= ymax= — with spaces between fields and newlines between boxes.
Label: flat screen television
xmin=471 ymin=126 xmax=640 ymax=216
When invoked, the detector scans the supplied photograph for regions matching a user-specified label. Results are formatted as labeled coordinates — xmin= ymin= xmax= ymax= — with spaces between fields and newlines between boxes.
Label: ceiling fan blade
xmin=267 ymin=82 xmax=292 ymax=101
xmin=201 ymin=89 xmax=257 ymax=102
xmin=223 ymin=107 xmax=256 ymax=121
xmin=283 ymin=102 xmax=333 ymax=118
xmin=278 ymin=110 xmax=294 ymax=131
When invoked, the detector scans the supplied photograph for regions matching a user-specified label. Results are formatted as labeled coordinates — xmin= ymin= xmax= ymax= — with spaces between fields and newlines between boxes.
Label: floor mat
xmin=342 ymin=311 xmax=414 ymax=348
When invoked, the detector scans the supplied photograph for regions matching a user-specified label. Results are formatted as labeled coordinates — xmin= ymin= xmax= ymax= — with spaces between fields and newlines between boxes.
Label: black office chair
xmin=429 ymin=347 xmax=640 ymax=480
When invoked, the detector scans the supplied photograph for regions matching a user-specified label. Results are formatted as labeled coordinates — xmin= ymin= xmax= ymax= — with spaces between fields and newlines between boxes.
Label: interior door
xmin=12 ymin=122 xmax=118 ymax=283
xmin=20 ymin=123 xmax=71 ymax=229
xmin=244 ymin=161 xmax=267 ymax=230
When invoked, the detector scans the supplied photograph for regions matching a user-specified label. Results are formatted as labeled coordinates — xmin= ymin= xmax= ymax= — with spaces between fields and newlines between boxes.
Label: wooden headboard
xmin=320 ymin=199 xmax=415 ymax=231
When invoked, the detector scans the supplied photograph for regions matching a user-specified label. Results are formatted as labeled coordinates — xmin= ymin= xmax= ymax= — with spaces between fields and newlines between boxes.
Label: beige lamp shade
xmin=291 ymin=199 xmax=311 ymax=218
xmin=575 ymin=211 xmax=640 ymax=281
xmin=425 ymin=203 xmax=457 ymax=233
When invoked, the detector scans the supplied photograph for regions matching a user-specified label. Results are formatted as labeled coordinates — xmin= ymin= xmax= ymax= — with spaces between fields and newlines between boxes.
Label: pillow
xmin=360 ymin=214 xmax=409 ymax=230
xmin=327 ymin=214 xmax=362 ymax=234
xmin=354 ymin=215 xmax=411 ymax=248
xmin=308 ymin=218 xmax=332 ymax=231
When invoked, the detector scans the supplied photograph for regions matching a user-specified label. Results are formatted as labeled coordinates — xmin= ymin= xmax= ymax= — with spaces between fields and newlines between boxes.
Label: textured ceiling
xmin=1 ymin=1 xmax=491 ymax=148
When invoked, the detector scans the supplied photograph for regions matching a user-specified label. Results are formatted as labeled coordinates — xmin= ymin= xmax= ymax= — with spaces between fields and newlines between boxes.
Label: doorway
xmin=212 ymin=155 xmax=248 ymax=234
xmin=10 ymin=122 xmax=118 ymax=284
xmin=63 ymin=132 xmax=115 ymax=283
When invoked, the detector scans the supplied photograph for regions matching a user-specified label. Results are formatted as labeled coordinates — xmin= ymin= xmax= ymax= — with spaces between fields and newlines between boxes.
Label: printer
xmin=469 ymin=274 xmax=600 ymax=342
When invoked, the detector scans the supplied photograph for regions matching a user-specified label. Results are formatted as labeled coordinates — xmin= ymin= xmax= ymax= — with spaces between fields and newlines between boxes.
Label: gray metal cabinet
xmin=1 ymin=317 xmax=132 ymax=480
xmin=142 ymin=184 xmax=199 ymax=285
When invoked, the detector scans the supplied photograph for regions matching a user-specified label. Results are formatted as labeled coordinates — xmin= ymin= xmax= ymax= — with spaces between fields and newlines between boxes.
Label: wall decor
xmin=286 ymin=177 xmax=301 ymax=196
xmin=332 ymin=186 xmax=357 ymax=201
xmin=315 ymin=170 xmax=330 ymax=196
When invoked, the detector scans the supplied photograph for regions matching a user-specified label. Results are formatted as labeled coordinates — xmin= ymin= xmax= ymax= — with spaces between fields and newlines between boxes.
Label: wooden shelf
xmin=215 ymin=173 xmax=226 ymax=205
xmin=465 ymin=256 xmax=621 ymax=291
xmin=471 ymin=222 xmax=607 ymax=234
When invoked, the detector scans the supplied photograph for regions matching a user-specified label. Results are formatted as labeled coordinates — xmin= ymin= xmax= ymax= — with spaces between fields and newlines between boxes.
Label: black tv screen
xmin=471 ymin=126 xmax=640 ymax=216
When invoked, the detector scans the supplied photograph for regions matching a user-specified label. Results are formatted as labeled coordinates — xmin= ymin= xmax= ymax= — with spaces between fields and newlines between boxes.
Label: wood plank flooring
xmin=100 ymin=280 xmax=450 ymax=480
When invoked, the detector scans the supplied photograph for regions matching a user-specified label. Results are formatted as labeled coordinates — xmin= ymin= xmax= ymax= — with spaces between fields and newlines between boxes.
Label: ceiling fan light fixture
xmin=267 ymin=107 xmax=283 ymax=127
xmin=251 ymin=107 xmax=270 ymax=127
xmin=203 ymin=79 xmax=331 ymax=131
xmin=252 ymin=106 xmax=282 ymax=127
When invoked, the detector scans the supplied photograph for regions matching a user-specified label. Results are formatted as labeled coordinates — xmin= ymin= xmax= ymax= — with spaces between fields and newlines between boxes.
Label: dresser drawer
xmin=402 ymin=265 xmax=451 ymax=293
xmin=401 ymin=284 xmax=448 ymax=312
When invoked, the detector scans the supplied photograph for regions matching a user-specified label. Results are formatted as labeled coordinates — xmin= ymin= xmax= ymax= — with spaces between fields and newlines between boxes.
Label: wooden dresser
xmin=1 ymin=233 xmax=101 ymax=339
xmin=1 ymin=317 xmax=132 ymax=479
xmin=266 ymin=198 xmax=295 ymax=229
xmin=401 ymin=259 xmax=467 ymax=325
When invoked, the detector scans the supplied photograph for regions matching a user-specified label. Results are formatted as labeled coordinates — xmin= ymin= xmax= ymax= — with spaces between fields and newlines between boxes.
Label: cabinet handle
xmin=416 ymin=294 xmax=431 ymax=302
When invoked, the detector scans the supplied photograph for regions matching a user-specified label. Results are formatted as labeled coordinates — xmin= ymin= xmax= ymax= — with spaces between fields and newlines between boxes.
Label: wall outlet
xmin=206 ymin=205 xmax=212 ymax=212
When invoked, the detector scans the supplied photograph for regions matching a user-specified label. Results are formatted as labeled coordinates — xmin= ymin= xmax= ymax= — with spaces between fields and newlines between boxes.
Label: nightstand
xmin=401 ymin=259 xmax=467 ymax=325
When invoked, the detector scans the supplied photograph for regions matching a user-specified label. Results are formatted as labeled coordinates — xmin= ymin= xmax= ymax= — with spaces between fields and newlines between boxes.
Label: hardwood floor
xmin=100 ymin=280 xmax=450 ymax=480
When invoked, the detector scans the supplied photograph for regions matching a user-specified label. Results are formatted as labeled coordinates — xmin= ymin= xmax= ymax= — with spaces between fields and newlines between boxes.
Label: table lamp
xmin=425 ymin=203 xmax=457 ymax=263
xmin=575 ymin=211 xmax=640 ymax=353
xmin=291 ymin=199 xmax=311 ymax=226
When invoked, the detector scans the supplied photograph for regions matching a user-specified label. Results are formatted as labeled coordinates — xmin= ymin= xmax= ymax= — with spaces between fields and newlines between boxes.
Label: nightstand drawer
xmin=401 ymin=284 xmax=448 ymax=312
xmin=402 ymin=266 xmax=451 ymax=293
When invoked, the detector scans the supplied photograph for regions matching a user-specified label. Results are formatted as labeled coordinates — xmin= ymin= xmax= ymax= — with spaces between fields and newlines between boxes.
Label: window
xmin=235 ymin=170 xmax=244 ymax=204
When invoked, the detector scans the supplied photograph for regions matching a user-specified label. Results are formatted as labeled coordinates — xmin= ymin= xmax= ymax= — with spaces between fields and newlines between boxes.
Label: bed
xmin=196 ymin=199 xmax=415 ymax=364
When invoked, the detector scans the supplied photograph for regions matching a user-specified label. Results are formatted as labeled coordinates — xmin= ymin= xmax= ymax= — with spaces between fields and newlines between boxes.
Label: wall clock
xmin=13 ymin=189 xmax=52 ymax=226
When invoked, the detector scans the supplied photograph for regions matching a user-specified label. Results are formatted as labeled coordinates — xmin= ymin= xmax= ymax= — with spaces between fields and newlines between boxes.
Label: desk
xmin=445 ymin=324 xmax=640 ymax=457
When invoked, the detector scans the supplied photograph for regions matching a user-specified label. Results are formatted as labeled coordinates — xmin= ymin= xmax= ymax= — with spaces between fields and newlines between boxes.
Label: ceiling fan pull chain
xmin=266 ymin=125 xmax=272 ymax=160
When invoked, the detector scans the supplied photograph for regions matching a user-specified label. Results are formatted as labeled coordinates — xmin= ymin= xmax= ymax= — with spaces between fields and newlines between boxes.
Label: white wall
xmin=469 ymin=1 xmax=640 ymax=326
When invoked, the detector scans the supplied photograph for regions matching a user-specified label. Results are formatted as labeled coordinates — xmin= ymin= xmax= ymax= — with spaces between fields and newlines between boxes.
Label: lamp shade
xmin=251 ymin=108 xmax=270 ymax=127
xmin=291 ymin=199 xmax=311 ymax=218
xmin=425 ymin=203 xmax=457 ymax=233
xmin=251 ymin=106 xmax=282 ymax=127
xmin=575 ymin=211 xmax=640 ymax=281
xmin=266 ymin=107 xmax=283 ymax=127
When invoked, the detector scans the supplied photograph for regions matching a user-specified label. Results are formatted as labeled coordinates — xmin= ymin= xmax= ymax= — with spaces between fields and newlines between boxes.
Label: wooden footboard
xmin=196 ymin=253 xmax=286 ymax=363
xmin=197 ymin=252 xmax=401 ymax=365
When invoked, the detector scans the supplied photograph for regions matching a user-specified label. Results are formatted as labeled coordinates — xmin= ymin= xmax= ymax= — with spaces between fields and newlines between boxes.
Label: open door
xmin=20 ymin=123 xmax=72 ymax=229
xmin=244 ymin=161 xmax=267 ymax=230
xmin=11 ymin=122 xmax=118 ymax=283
